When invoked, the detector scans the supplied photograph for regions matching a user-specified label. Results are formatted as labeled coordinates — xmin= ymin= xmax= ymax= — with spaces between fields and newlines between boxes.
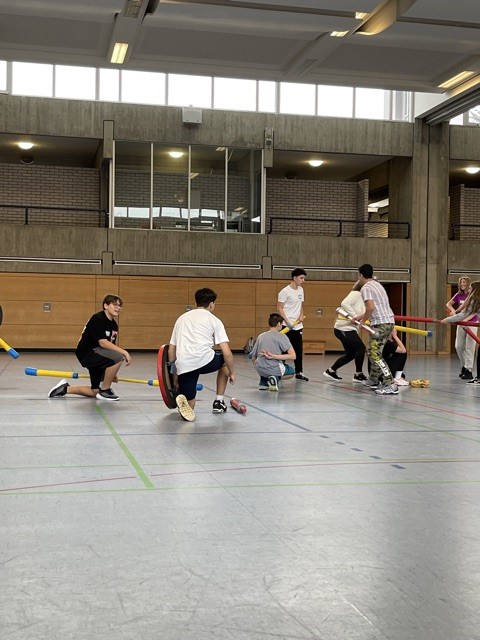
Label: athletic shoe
xmin=352 ymin=373 xmax=367 ymax=382
xmin=459 ymin=367 xmax=466 ymax=378
xmin=96 ymin=388 xmax=119 ymax=401
xmin=295 ymin=373 xmax=309 ymax=381
xmin=393 ymin=377 xmax=410 ymax=386
xmin=48 ymin=379 xmax=69 ymax=398
xmin=267 ymin=375 xmax=278 ymax=391
xmin=461 ymin=370 xmax=473 ymax=380
xmin=176 ymin=394 xmax=195 ymax=421
xmin=466 ymin=378 xmax=480 ymax=385
xmin=363 ymin=378 xmax=379 ymax=389
xmin=258 ymin=383 xmax=269 ymax=390
xmin=375 ymin=383 xmax=399 ymax=395
xmin=323 ymin=369 xmax=342 ymax=381
xmin=212 ymin=399 xmax=227 ymax=414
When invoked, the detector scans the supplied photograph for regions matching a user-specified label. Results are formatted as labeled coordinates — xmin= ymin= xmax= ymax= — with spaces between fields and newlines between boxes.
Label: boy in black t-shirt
xmin=48 ymin=294 xmax=131 ymax=401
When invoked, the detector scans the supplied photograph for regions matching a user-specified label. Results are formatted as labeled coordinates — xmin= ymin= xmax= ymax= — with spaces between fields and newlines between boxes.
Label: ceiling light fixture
xmin=110 ymin=42 xmax=129 ymax=64
xmin=216 ymin=147 xmax=226 ymax=151
xmin=189 ymin=172 xmax=199 ymax=179
xmin=465 ymin=166 xmax=480 ymax=174
xmin=438 ymin=71 xmax=476 ymax=90
xmin=308 ymin=160 xmax=324 ymax=167
xmin=18 ymin=142 xmax=34 ymax=150
xmin=355 ymin=12 xmax=368 ymax=20
xmin=330 ymin=30 xmax=349 ymax=38
xmin=168 ymin=151 xmax=184 ymax=158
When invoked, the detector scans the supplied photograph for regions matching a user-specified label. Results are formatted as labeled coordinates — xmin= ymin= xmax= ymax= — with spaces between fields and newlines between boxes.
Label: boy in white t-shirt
xmin=277 ymin=267 xmax=308 ymax=381
xmin=169 ymin=288 xmax=236 ymax=421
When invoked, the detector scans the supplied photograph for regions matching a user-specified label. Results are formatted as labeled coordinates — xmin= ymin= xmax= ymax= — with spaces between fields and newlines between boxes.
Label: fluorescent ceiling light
xmin=438 ymin=71 xmax=476 ymax=90
xmin=168 ymin=151 xmax=184 ymax=158
xmin=189 ymin=172 xmax=199 ymax=179
xmin=111 ymin=42 xmax=129 ymax=64
xmin=330 ymin=30 xmax=349 ymax=37
xmin=216 ymin=147 xmax=226 ymax=151
xmin=308 ymin=160 xmax=323 ymax=167
xmin=355 ymin=12 xmax=368 ymax=20
xmin=18 ymin=141 xmax=34 ymax=150
xmin=465 ymin=166 xmax=480 ymax=174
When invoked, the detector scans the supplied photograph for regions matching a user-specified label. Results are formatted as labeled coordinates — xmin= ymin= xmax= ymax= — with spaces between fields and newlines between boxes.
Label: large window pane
xmin=317 ymin=84 xmax=353 ymax=118
xmin=55 ymin=65 xmax=96 ymax=100
xmin=258 ymin=81 xmax=276 ymax=112
xmin=153 ymin=144 xmax=188 ymax=230
xmin=279 ymin=82 xmax=315 ymax=115
xmin=392 ymin=90 xmax=411 ymax=121
xmin=168 ymin=74 xmax=212 ymax=108
xmin=12 ymin=62 xmax=53 ymax=97
xmin=114 ymin=141 xmax=151 ymax=229
xmin=0 ymin=61 xmax=6 ymax=91
xmin=468 ymin=105 xmax=480 ymax=125
xmin=214 ymin=78 xmax=256 ymax=111
xmin=227 ymin=148 xmax=262 ymax=234
xmin=355 ymin=88 xmax=390 ymax=120
xmin=99 ymin=68 xmax=119 ymax=102
xmin=191 ymin=146 xmax=226 ymax=231
xmin=121 ymin=70 xmax=165 ymax=105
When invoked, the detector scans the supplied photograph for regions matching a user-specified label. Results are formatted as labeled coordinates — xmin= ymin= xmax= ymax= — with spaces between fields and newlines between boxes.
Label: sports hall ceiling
xmin=0 ymin=0 xmax=480 ymax=92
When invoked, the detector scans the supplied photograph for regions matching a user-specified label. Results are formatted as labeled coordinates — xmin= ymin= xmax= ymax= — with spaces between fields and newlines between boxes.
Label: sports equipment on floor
xmin=0 ymin=337 xmax=20 ymax=359
xmin=230 ymin=398 xmax=247 ymax=414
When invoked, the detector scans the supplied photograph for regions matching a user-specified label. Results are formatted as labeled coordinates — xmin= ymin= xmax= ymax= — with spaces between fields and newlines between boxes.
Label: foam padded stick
xmin=394 ymin=325 xmax=433 ymax=337
xmin=280 ymin=317 xmax=305 ymax=334
xmin=230 ymin=398 xmax=247 ymax=414
xmin=0 ymin=337 xmax=20 ymax=359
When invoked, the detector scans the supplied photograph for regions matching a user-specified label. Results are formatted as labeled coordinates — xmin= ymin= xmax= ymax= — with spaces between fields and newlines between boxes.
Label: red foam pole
xmin=394 ymin=315 xmax=441 ymax=324
xmin=463 ymin=326 xmax=480 ymax=346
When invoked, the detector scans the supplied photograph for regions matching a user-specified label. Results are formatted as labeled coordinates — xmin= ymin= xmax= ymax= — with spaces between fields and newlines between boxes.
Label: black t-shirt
xmin=75 ymin=311 xmax=118 ymax=361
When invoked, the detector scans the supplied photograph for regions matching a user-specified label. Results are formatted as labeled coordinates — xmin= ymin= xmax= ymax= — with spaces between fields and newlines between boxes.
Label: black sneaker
xmin=461 ymin=370 xmax=473 ymax=380
xmin=96 ymin=388 xmax=119 ymax=401
xmin=212 ymin=399 xmax=227 ymax=413
xmin=459 ymin=367 xmax=466 ymax=378
xmin=48 ymin=379 xmax=69 ymax=398
xmin=267 ymin=375 xmax=278 ymax=391
xmin=295 ymin=373 xmax=309 ymax=382
xmin=466 ymin=378 xmax=480 ymax=385
xmin=353 ymin=373 xmax=367 ymax=382
xmin=323 ymin=369 xmax=342 ymax=381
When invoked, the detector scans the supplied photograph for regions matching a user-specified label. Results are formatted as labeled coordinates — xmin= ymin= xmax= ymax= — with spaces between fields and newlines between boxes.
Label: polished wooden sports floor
xmin=1 ymin=351 xmax=479 ymax=640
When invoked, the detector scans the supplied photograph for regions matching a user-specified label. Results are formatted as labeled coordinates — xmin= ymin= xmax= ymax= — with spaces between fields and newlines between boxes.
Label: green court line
xmin=2 ymin=476 xmax=480 ymax=496
xmin=95 ymin=405 xmax=154 ymax=489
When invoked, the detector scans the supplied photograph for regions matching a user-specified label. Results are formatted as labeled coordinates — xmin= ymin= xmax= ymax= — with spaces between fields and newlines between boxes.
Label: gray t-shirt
xmin=251 ymin=330 xmax=293 ymax=377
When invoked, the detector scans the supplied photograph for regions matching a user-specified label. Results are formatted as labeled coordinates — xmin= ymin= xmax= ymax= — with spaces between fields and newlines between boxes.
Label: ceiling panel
xmin=403 ymin=0 xmax=480 ymax=23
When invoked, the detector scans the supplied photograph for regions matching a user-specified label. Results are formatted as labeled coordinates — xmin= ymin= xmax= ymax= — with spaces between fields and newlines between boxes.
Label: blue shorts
xmin=178 ymin=352 xmax=225 ymax=400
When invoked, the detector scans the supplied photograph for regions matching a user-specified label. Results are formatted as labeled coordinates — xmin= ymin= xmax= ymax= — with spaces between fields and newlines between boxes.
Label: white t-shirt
xmin=278 ymin=284 xmax=304 ymax=330
xmin=170 ymin=308 xmax=229 ymax=375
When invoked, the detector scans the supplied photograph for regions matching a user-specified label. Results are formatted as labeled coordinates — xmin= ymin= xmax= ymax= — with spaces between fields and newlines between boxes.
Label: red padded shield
xmin=157 ymin=344 xmax=176 ymax=409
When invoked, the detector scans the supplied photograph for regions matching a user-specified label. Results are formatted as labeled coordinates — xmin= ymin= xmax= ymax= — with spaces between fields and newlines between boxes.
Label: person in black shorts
xmin=48 ymin=294 xmax=131 ymax=401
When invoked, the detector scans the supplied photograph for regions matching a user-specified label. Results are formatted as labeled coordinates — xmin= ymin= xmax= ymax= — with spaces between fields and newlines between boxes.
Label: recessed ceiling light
xmin=189 ymin=172 xmax=199 ymax=179
xmin=168 ymin=151 xmax=184 ymax=158
xmin=18 ymin=142 xmax=34 ymax=150
xmin=308 ymin=160 xmax=323 ymax=167
xmin=465 ymin=166 xmax=480 ymax=174
xmin=216 ymin=147 xmax=226 ymax=151
xmin=110 ymin=42 xmax=129 ymax=64
xmin=330 ymin=30 xmax=349 ymax=38
xmin=355 ymin=12 xmax=368 ymax=20
xmin=438 ymin=71 xmax=476 ymax=90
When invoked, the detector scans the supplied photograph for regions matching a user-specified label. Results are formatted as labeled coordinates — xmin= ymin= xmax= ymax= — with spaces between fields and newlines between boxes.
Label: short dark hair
xmin=103 ymin=294 xmax=123 ymax=308
xmin=358 ymin=264 xmax=373 ymax=279
xmin=291 ymin=268 xmax=306 ymax=279
xmin=195 ymin=287 xmax=217 ymax=308
xmin=268 ymin=313 xmax=283 ymax=327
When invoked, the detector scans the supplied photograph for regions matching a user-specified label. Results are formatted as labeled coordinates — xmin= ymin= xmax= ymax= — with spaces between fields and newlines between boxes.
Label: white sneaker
xmin=176 ymin=394 xmax=195 ymax=421
xmin=393 ymin=378 xmax=409 ymax=387
xmin=375 ymin=384 xmax=399 ymax=395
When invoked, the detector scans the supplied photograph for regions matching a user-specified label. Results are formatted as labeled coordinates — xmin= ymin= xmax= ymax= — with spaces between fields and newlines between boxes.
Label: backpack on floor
xmin=243 ymin=336 xmax=255 ymax=354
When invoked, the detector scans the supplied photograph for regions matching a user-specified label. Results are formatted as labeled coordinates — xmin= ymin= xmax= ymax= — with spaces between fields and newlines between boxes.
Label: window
xmin=55 ymin=65 xmax=96 ymax=100
xmin=468 ymin=105 xmax=480 ymax=125
xmin=258 ymin=81 xmax=276 ymax=112
xmin=0 ymin=61 xmax=6 ymax=91
xmin=121 ymin=70 xmax=165 ymax=105
xmin=12 ymin=62 xmax=53 ymax=97
xmin=280 ymin=82 xmax=316 ymax=116
xmin=168 ymin=74 xmax=212 ymax=108
xmin=355 ymin=88 xmax=390 ymax=120
xmin=99 ymin=68 xmax=120 ymax=102
xmin=317 ymin=84 xmax=353 ymax=118
xmin=214 ymin=77 xmax=257 ymax=111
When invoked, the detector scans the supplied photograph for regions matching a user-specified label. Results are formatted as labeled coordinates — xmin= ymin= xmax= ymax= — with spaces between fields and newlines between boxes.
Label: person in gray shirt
xmin=250 ymin=313 xmax=296 ymax=391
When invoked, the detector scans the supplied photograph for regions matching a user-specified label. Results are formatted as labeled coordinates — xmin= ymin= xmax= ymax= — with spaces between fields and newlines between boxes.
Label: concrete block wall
xmin=449 ymin=184 xmax=480 ymax=240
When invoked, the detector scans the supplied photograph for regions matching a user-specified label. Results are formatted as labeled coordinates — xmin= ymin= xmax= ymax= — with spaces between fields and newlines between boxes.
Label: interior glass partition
xmin=227 ymin=148 xmax=262 ymax=233
xmin=114 ymin=141 xmax=151 ymax=228
xmin=190 ymin=146 xmax=226 ymax=232
xmin=152 ymin=144 xmax=188 ymax=230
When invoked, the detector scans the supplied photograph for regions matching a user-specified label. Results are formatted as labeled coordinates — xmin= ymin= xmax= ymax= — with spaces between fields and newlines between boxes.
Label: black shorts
xmin=77 ymin=347 xmax=124 ymax=390
xmin=178 ymin=352 xmax=225 ymax=400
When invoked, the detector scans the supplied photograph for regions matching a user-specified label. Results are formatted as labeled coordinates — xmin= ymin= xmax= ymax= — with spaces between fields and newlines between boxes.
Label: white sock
xmin=216 ymin=395 xmax=224 ymax=402
xmin=395 ymin=371 xmax=403 ymax=379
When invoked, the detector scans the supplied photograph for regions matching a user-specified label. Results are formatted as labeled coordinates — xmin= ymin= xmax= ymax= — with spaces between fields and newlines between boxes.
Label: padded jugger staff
xmin=25 ymin=367 xmax=160 ymax=385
